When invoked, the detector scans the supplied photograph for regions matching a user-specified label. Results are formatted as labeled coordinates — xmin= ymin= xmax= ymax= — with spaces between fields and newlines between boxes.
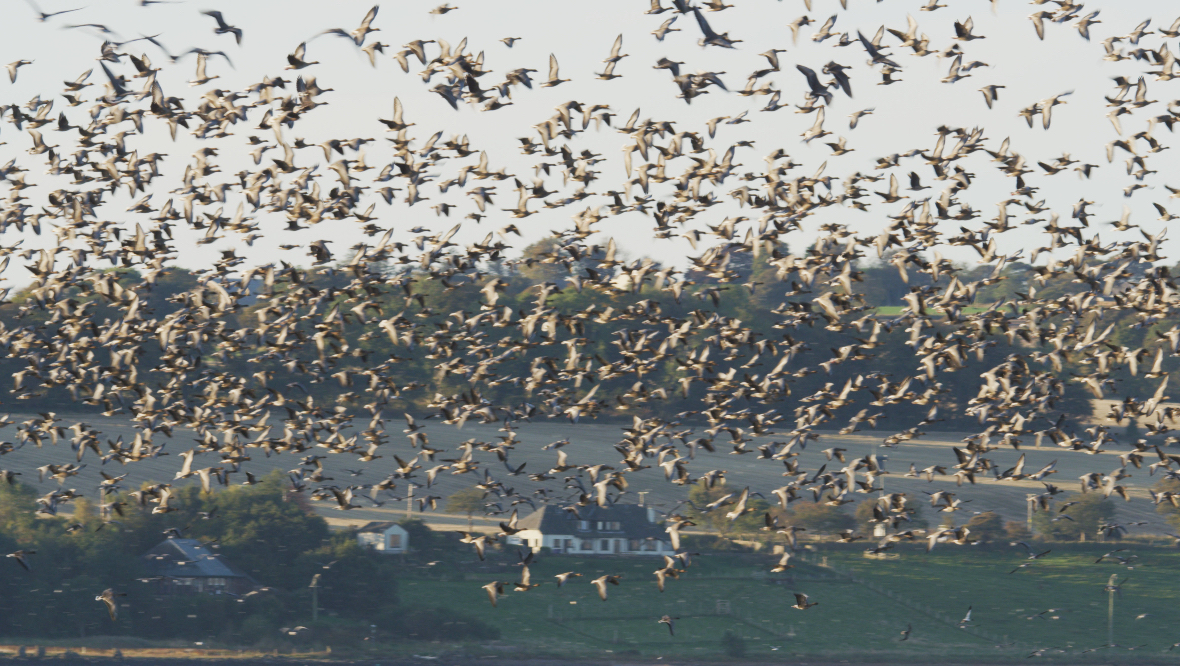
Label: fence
xmin=527 ymin=556 xmax=1021 ymax=649
xmin=800 ymin=552 xmax=1017 ymax=647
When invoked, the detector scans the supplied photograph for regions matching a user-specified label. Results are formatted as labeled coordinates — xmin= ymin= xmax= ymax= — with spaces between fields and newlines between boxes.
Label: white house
xmin=356 ymin=521 xmax=410 ymax=554
xmin=512 ymin=503 xmax=672 ymax=555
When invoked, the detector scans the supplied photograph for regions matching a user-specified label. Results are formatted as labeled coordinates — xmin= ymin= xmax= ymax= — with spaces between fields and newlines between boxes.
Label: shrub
xmin=1005 ymin=521 xmax=1032 ymax=541
xmin=963 ymin=512 xmax=1005 ymax=543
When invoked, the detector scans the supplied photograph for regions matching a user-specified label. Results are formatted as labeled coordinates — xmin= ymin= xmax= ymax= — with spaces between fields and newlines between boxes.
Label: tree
xmin=1124 ymin=419 xmax=1143 ymax=444
xmin=742 ymin=242 xmax=792 ymax=314
xmin=853 ymin=497 xmax=928 ymax=534
xmin=856 ymin=250 xmax=928 ymax=307
xmin=1032 ymin=492 xmax=1116 ymax=541
xmin=397 ymin=518 xmax=440 ymax=556
xmin=179 ymin=473 xmax=331 ymax=590
xmin=446 ymin=488 xmax=486 ymax=530
xmin=296 ymin=537 xmax=399 ymax=619
xmin=515 ymin=238 xmax=569 ymax=287
xmin=1153 ymin=478 xmax=1180 ymax=532
xmin=685 ymin=482 xmax=768 ymax=535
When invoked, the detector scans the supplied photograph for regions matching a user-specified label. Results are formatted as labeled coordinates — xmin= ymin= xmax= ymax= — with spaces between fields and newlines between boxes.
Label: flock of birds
xmin=1 ymin=0 xmax=1180 ymax=653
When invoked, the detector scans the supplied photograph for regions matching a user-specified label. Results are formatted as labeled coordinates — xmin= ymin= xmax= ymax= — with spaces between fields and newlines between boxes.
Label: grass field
xmin=396 ymin=544 xmax=1180 ymax=662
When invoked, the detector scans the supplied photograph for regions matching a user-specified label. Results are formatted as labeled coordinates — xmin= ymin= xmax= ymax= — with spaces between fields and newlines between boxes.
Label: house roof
xmin=517 ymin=503 xmax=666 ymax=540
xmin=356 ymin=521 xmax=407 ymax=534
xmin=143 ymin=538 xmax=254 ymax=580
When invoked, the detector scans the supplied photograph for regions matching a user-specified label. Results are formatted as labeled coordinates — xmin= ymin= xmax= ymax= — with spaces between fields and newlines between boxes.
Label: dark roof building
xmin=513 ymin=503 xmax=671 ymax=555
xmin=143 ymin=538 xmax=257 ymax=596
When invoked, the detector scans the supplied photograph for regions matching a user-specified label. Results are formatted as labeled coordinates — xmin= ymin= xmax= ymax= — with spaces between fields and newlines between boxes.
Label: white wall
xmin=383 ymin=526 xmax=408 ymax=553
xmin=357 ymin=525 xmax=409 ymax=553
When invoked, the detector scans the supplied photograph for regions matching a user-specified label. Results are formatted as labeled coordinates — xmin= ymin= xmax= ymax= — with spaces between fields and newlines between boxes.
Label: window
xmin=578 ymin=521 xmax=590 ymax=531
xmin=580 ymin=539 xmax=593 ymax=551
xmin=600 ymin=539 xmax=610 ymax=551
xmin=643 ymin=540 xmax=656 ymax=551
xmin=628 ymin=540 xmax=640 ymax=551
xmin=388 ymin=534 xmax=402 ymax=549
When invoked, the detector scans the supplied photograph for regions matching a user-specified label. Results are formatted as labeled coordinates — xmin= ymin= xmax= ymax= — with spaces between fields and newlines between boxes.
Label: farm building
xmin=512 ymin=503 xmax=671 ymax=555
xmin=355 ymin=521 xmax=410 ymax=554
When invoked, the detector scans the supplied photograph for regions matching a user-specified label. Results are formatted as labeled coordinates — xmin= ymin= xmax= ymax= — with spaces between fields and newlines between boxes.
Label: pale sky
xmin=1 ymin=0 xmax=1178 ymax=286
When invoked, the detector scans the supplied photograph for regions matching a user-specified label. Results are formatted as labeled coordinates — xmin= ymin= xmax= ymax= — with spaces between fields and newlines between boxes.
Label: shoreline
xmin=0 ymin=647 xmax=1174 ymax=666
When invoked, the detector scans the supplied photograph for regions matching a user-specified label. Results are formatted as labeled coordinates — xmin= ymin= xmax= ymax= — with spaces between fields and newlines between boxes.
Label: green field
xmin=397 ymin=543 xmax=1180 ymax=662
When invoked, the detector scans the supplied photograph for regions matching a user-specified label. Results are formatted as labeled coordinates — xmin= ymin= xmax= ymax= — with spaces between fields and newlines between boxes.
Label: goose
xmin=791 ymin=593 xmax=819 ymax=610
xmin=96 ymin=589 xmax=125 ymax=620
xmin=200 ymin=11 xmax=242 ymax=44
xmin=591 ymin=574 xmax=622 ymax=601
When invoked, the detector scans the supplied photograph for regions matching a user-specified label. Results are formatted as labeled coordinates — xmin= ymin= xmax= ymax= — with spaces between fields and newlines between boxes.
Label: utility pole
xmin=406 ymin=484 xmax=414 ymax=519
xmin=876 ymin=442 xmax=887 ymax=496
xmin=1106 ymin=573 xmax=1117 ymax=646
xmin=1026 ymin=494 xmax=1034 ymax=530
xmin=874 ymin=445 xmax=888 ymax=539
xmin=310 ymin=573 xmax=321 ymax=623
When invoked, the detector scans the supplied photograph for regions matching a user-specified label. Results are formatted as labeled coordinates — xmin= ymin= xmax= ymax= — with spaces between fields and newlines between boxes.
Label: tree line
xmin=5 ymin=241 xmax=1155 ymax=439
